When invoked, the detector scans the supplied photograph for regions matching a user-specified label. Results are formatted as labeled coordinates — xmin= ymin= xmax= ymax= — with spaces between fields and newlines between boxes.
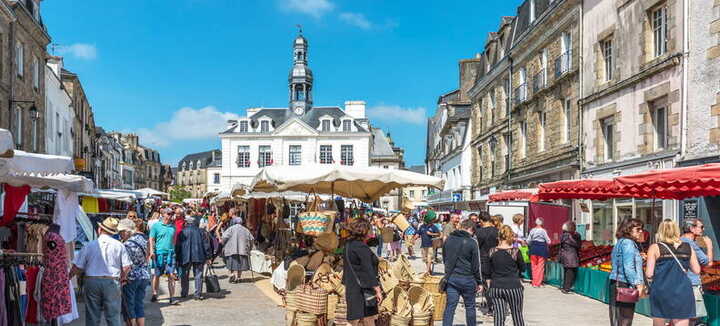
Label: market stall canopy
xmin=135 ymin=188 xmax=169 ymax=198
xmin=80 ymin=190 xmax=136 ymax=202
xmin=5 ymin=174 xmax=94 ymax=192
xmin=0 ymin=150 xmax=74 ymax=176
xmin=241 ymin=191 xmax=331 ymax=202
xmin=210 ymin=190 xmax=234 ymax=205
xmin=231 ymin=183 xmax=249 ymax=197
xmin=537 ymin=179 xmax=619 ymax=201
xmin=489 ymin=189 xmax=539 ymax=202
xmin=250 ymin=165 xmax=444 ymax=202
xmin=614 ymin=163 xmax=720 ymax=200
xmin=0 ymin=129 xmax=14 ymax=157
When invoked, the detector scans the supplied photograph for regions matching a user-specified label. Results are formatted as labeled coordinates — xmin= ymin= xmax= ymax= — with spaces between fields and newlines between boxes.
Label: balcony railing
xmin=555 ymin=52 xmax=571 ymax=78
xmin=533 ymin=70 xmax=546 ymax=93
xmin=514 ymin=84 xmax=528 ymax=105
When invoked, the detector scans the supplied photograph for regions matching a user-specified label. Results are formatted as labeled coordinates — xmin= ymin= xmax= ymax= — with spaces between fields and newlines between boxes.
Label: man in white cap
xmin=71 ymin=217 xmax=132 ymax=326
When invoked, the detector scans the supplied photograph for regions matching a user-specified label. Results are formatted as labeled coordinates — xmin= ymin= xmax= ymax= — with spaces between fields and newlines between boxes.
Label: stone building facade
xmin=580 ymin=0 xmax=685 ymax=241
xmin=62 ymin=68 xmax=96 ymax=173
xmin=177 ymin=150 xmax=221 ymax=198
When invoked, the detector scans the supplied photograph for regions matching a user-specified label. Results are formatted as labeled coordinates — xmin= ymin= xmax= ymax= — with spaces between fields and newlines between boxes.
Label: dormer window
xmin=197 ymin=160 xmax=202 ymax=169
xmin=260 ymin=120 xmax=270 ymax=133
xmin=530 ymin=0 xmax=536 ymax=23
xmin=239 ymin=120 xmax=249 ymax=133
xmin=321 ymin=120 xmax=331 ymax=132
xmin=342 ymin=120 xmax=352 ymax=132
xmin=189 ymin=161 xmax=194 ymax=169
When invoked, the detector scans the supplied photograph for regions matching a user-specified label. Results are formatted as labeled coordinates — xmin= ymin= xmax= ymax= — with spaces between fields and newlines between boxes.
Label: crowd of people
xmin=341 ymin=210 xmax=715 ymax=326
xmin=69 ymin=204 xmax=255 ymax=326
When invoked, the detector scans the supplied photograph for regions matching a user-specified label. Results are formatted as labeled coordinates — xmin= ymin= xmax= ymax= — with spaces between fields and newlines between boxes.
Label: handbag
xmin=297 ymin=193 xmax=335 ymax=236
xmin=615 ymin=239 xmax=639 ymax=303
xmin=345 ymin=244 xmax=379 ymax=308
xmin=439 ymin=237 xmax=468 ymax=292
xmin=293 ymin=284 xmax=329 ymax=314
xmin=204 ymin=265 xmax=222 ymax=293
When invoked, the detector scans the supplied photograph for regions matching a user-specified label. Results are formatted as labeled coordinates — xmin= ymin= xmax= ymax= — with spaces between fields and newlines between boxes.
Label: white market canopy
xmin=231 ymin=183 xmax=249 ymax=197
xmin=250 ymin=165 xmax=444 ymax=202
xmin=80 ymin=190 xmax=136 ymax=202
xmin=0 ymin=150 xmax=74 ymax=177
xmin=241 ymin=191 xmax=331 ymax=202
xmin=111 ymin=188 xmax=168 ymax=199
xmin=6 ymin=174 xmax=95 ymax=193
xmin=0 ymin=129 xmax=14 ymax=157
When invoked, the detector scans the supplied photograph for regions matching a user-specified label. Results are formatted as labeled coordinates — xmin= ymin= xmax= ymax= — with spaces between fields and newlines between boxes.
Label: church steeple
xmin=289 ymin=28 xmax=313 ymax=116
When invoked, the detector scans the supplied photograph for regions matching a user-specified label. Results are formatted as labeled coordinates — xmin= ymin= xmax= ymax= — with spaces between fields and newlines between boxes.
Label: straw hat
xmin=315 ymin=232 xmax=339 ymax=252
xmin=306 ymin=251 xmax=325 ymax=271
xmin=99 ymin=217 xmax=119 ymax=235
xmin=117 ymin=219 xmax=136 ymax=233
xmin=286 ymin=264 xmax=306 ymax=292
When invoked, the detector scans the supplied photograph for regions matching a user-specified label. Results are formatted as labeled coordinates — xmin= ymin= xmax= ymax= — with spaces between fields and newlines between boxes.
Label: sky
xmin=42 ymin=0 xmax=521 ymax=167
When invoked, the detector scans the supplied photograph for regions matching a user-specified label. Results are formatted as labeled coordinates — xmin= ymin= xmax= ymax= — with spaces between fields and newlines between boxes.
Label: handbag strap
xmin=659 ymin=242 xmax=688 ymax=273
xmin=345 ymin=243 xmax=370 ymax=290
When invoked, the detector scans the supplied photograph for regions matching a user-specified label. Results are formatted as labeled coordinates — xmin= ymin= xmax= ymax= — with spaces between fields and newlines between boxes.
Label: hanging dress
xmin=40 ymin=231 xmax=71 ymax=320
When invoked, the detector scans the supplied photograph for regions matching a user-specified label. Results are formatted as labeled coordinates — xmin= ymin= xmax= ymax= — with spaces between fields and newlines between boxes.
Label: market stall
xmin=536 ymin=164 xmax=720 ymax=324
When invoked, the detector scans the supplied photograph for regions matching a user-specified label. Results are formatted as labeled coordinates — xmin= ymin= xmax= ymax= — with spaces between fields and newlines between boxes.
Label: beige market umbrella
xmin=250 ymin=165 xmax=444 ymax=203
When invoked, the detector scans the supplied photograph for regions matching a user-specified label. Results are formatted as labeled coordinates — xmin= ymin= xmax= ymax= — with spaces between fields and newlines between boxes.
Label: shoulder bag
xmin=204 ymin=265 xmax=222 ymax=293
xmin=439 ymin=237 xmax=468 ymax=292
xmin=615 ymin=239 xmax=640 ymax=303
xmin=345 ymin=244 xmax=379 ymax=308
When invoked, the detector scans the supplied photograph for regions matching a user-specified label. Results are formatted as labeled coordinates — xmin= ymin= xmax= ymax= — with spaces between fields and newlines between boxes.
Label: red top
xmin=174 ymin=217 xmax=185 ymax=244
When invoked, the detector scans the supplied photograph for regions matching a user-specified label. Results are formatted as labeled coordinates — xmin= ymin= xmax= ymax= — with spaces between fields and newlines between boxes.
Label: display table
xmin=543 ymin=261 xmax=720 ymax=325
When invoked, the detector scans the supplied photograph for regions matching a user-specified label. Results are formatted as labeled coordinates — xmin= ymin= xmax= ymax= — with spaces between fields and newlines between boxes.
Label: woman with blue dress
xmin=645 ymin=219 xmax=701 ymax=326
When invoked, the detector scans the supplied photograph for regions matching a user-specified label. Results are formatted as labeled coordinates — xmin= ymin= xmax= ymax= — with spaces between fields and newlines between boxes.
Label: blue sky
xmin=42 ymin=0 xmax=520 ymax=167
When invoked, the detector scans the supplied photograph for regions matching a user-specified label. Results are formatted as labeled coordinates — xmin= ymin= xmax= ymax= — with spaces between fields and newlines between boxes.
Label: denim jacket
xmin=609 ymin=238 xmax=644 ymax=286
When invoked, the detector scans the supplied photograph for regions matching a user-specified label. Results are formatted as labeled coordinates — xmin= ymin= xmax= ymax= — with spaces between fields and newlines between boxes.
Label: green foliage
xmin=169 ymin=187 xmax=192 ymax=203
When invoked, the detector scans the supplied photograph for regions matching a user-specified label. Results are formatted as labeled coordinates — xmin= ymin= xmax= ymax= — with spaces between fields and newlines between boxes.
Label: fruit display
xmin=702 ymin=263 xmax=720 ymax=292
xmin=549 ymin=241 xmax=613 ymax=268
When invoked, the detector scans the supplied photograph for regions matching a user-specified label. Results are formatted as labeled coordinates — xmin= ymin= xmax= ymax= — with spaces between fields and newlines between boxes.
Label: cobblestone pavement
xmin=68 ymin=247 xmax=654 ymax=325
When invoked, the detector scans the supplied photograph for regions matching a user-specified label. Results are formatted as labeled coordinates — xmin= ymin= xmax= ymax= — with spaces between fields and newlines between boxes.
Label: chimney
xmin=344 ymin=101 xmax=366 ymax=119
xmin=47 ymin=56 xmax=64 ymax=76
xmin=211 ymin=150 xmax=216 ymax=162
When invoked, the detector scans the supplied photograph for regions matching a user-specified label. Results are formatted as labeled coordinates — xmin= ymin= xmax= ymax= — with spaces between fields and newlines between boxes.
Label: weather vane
xmin=296 ymin=24 xmax=303 ymax=34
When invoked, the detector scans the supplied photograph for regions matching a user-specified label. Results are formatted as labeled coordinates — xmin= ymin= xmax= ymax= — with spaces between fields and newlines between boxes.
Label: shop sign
xmin=683 ymin=200 xmax=698 ymax=219
xmin=452 ymin=193 xmax=463 ymax=202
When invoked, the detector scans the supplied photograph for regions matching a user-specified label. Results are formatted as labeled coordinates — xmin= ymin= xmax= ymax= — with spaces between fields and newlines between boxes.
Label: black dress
xmin=343 ymin=239 xmax=380 ymax=321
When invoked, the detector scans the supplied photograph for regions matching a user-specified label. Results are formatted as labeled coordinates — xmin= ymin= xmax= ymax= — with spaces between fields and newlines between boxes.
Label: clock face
xmin=294 ymin=106 xmax=304 ymax=115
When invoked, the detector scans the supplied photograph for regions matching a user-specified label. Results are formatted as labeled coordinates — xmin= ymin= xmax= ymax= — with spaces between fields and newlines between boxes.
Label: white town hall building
xmin=219 ymin=33 xmax=405 ymax=210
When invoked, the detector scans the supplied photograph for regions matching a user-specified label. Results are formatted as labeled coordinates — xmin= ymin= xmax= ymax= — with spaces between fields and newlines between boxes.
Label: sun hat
xmin=117 ymin=218 xmax=136 ymax=233
xmin=99 ymin=217 xmax=120 ymax=235
xmin=286 ymin=263 xmax=306 ymax=292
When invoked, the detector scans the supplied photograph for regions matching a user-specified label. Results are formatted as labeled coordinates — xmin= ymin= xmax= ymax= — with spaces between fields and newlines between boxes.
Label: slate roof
xmin=513 ymin=0 xmax=550 ymax=45
xmin=406 ymin=165 xmax=426 ymax=174
xmin=222 ymin=106 xmax=368 ymax=134
xmin=178 ymin=150 xmax=221 ymax=170
xmin=370 ymin=128 xmax=396 ymax=158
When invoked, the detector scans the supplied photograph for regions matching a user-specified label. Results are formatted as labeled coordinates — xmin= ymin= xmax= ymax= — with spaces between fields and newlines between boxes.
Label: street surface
xmin=69 ymin=250 xmax=653 ymax=325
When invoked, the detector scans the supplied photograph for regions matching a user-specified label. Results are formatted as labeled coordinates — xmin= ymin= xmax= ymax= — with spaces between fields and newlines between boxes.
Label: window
xmin=32 ymin=56 xmax=38 ymax=89
xmin=289 ymin=145 xmax=302 ymax=166
xmin=541 ymin=48 xmax=548 ymax=82
xmin=515 ymin=68 xmax=527 ymax=104
xmin=12 ymin=106 xmax=22 ymax=147
xmin=409 ymin=190 xmax=415 ymax=198
xmin=538 ymin=111 xmax=546 ymax=151
xmin=520 ymin=120 xmax=528 ymax=158
xmin=238 ymin=120 xmax=248 ymax=132
xmin=260 ymin=120 xmax=269 ymax=133
xmin=341 ymin=145 xmax=354 ymax=165
xmin=258 ymin=145 xmax=272 ymax=167
xmin=342 ymin=120 xmax=352 ymax=132
xmin=602 ymin=117 xmax=615 ymax=161
xmin=31 ymin=117 xmax=36 ymax=152
xmin=236 ymin=146 xmax=250 ymax=168
xmin=504 ymin=133 xmax=511 ymax=171
xmin=652 ymin=101 xmax=668 ymax=150
xmin=529 ymin=0 xmax=536 ymax=23
xmin=319 ymin=145 xmax=333 ymax=164
xmin=321 ymin=120 xmax=331 ymax=132
xmin=189 ymin=161 xmax=194 ymax=169
xmin=563 ymin=99 xmax=571 ymax=143
xmin=601 ymin=38 xmax=613 ymax=81
xmin=213 ymin=173 xmax=220 ymax=184
xmin=652 ymin=5 xmax=668 ymax=57
xmin=295 ymin=87 xmax=305 ymax=101
xmin=15 ymin=41 xmax=23 ymax=77
xmin=489 ymin=140 xmax=497 ymax=177
xmin=556 ymin=32 xmax=572 ymax=77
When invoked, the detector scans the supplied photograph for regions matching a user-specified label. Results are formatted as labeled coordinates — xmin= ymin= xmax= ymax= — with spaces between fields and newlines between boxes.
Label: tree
xmin=169 ymin=187 xmax=192 ymax=203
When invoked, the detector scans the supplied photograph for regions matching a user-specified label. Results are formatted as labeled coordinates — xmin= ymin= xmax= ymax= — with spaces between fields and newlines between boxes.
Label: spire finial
xmin=296 ymin=24 xmax=303 ymax=35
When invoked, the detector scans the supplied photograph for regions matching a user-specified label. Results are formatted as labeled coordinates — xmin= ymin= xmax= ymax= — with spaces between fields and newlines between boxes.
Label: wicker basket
xmin=430 ymin=293 xmax=446 ymax=322
xmin=420 ymin=275 xmax=443 ymax=294
xmin=390 ymin=314 xmax=411 ymax=326
xmin=412 ymin=312 xmax=432 ymax=326
xmin=285 ymin=292 xmax=298 ymax=311
xmin=295 ymin=312 xmax=317 ymax=326
xmin=334 ymin=298 xmax=348 ymax=325
xmin=326 ymin=294 xmax=338 ymax=322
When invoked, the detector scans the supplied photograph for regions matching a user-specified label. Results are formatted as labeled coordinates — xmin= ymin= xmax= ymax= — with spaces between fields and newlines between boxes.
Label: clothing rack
xmin=14 ymin=215 xmax=54 ymax=225
xmin=0 ymin=251 xmax=44 ymax=266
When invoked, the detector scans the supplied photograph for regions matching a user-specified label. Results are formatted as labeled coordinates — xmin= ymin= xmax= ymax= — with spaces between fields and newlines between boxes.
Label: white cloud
xmin=278 ymin=0 xmax=334 ymax=18
xmin=367 ymin=105 xmax=427 ymax=125
xmin=134 ymin=106 xmax=241 ymax=148
xmin=56 ymin=43 xmax=97 ymax=60
xmin=339 ymin=12 xmax=372 ymax=29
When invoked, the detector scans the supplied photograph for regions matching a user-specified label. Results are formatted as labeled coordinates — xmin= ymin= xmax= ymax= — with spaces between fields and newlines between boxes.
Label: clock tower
xmin=289 ymin=31 xmax=313 ymax=116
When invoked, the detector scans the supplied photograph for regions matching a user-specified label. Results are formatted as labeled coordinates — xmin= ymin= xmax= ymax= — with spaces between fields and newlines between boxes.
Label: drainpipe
xmin=507 ymin=57 xmax=514 ymax=187
xmin=577 ymin=1 xmax=584 ymax=176
xmin=680 ymin=0 xmax=689 ymax=160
